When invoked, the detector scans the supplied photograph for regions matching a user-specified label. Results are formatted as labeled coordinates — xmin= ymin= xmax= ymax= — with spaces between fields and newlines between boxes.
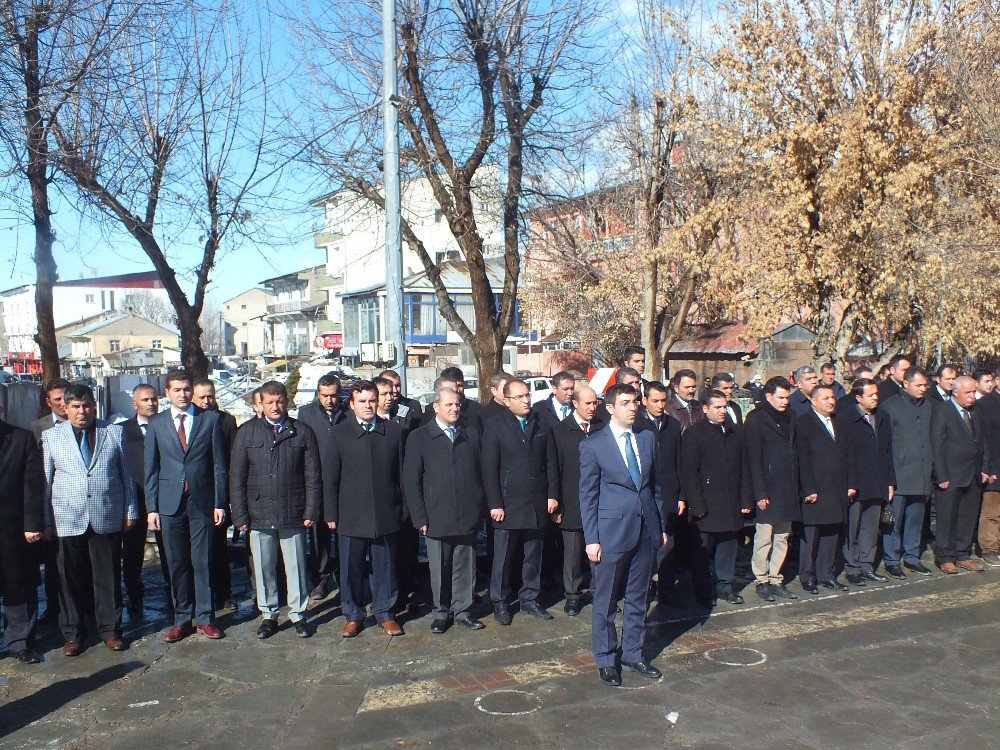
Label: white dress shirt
xmin=608 ymin=420 xmax=641 ymax=473
xmin=813 ymin=409 xmax=835 ymax=439
xmin=170 ymin=405 xmax=195 ymax=435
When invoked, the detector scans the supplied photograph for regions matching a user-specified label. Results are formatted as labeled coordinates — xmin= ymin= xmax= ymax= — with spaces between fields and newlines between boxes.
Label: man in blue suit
xmin=580 ymin=383 xmax=668 ymax=687
xmin=145 ymin=369 xmax=229 ymax=643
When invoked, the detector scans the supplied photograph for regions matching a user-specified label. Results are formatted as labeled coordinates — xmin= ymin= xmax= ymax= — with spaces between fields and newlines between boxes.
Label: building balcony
xmin=313 ymin=230 xmax=343 ymax=248
xmin=267 ymin=299 xmax=319 ymax=315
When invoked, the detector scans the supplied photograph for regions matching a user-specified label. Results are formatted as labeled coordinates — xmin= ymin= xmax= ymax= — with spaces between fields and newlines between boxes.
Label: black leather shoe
xmin=564 ymin=599 xmax=582 ymax=616
xmin=14 ymin=648 xmax=40 ymax=664
xmin=455 ymin=614 xmax=485 ymax=630
xmin=256 ymin=619 xmax=278 ymax=640
xmin=493 ymin=605 xmax=512 ymax=626
xmin=904 ymin=561 xmax=932 ymax=576
xmin=820 ymin=579 xmax=849 ymax=592
xmin=846 ymin=573 xmax=867 ymax=586
xmin=598 ymin=666 xmax=621 ymax=687
xmin=719 ymin=591 xmax=744 ymax=605
xmin=862 ymin=571 xmax=887 ymax=582
xmin=884 ymin=565 xmax=906 ymax=579
xmin=520 ymin=601 xmax=553 ymax=620
xmin=622 ymin=660 xmax=662 ymax=679
xmin=293 ymin=621 xmax=314 ymax=638
xmin=769 ymin=584 xmax=796 ymax=599
xmin=430 ymin=618 xmax=452 ymax=634
xmin=756 ymin=583 xmax=775 ymax=602
xmin=801 ymin=580 xmax=819 ymax=594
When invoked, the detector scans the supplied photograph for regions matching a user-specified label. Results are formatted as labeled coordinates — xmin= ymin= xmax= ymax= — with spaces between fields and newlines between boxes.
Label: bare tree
xmin=288 ymin=0 xmax=604 ymax=391
xmin=121 ymin=289 xmax=176 ymax=326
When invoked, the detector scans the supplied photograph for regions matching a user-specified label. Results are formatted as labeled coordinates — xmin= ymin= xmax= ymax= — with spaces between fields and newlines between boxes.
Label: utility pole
xmin=383 ymin=0 xmax=407 ymax=391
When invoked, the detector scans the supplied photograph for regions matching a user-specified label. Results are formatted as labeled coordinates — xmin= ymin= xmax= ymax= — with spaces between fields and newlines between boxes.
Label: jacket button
xmin=87 ymin=494 xmax=92 ymax=498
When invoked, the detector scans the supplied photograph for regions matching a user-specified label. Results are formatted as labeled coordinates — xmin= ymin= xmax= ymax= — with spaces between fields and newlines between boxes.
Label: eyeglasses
xmin=507 ymin=393 xmax=531 ymax=400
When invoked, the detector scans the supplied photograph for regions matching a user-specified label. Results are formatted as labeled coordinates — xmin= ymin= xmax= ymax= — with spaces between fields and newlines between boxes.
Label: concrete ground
xmin=2 ymin=552 xmax=999 ymax=749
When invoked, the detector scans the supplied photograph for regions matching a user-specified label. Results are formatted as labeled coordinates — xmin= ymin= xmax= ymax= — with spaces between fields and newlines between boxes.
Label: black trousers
xmin=340 ymin=533 xmax=398 ymax=624
xmin=210 ymin=523 xmax=232 ymax=606
xmin=561 ymin=528 xmax=588 ymax=601
xmin=36 ymin=538 xmax=62 ymax=617
xmin=490 ymin=527 xmax=544 ymax=606
xmin=657 ymin=515 xmax=697 ymax=595
xmin=798 ymin=523 xmax=841 ymax=584
xmin=308 ymin=523 xmax=338 ymax=590
xmin=57 ymin=526 xmax=122 ymax=640
xmin=691 ymin=529 xmax=739 ymax=596
xmin=160 ymin=500 xmax=216 ymax=626
xmin=1 ymin=588 xmax=38 ymax=652
xmin=121 ymin=513 xmax=149 ymax=602
xmin=934 ymin=481 xmax=983 ymax=564
xmin=395 ymin=524 xmax=420 ymax=599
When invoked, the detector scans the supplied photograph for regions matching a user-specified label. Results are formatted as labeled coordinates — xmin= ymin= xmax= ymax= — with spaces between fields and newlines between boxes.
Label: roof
xmin=55 ymin=271 xmax=164 ymax=289
xmin=65 ymin=313 xmax=178 ymax=338
xmin=260 ymin=265 xmax=328 ymax=286
xmin=670 ymin=323 xmax=759 ymax=356
xmin=341 ymin=259 xmax=505 ymax=299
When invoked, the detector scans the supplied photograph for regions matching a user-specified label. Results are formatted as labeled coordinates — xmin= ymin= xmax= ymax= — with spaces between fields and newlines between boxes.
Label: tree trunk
xmin=176 ymin=307 xmax=209 ymax=378
xmin=641 ymin=257 xmax=661 ymax=380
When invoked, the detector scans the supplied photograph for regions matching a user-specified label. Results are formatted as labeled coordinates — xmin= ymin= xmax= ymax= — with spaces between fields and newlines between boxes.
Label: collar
xmin=608 ymin=420 xmax=634 ymax=441
xmin=574 ymin=412 xmax=591 ymax=429
xmin=435 ymin=417 xmax=456 ymax=434
xmin=951 ymin=398 xmax=967 ymax=415
xmin=265 ymin=417 xmax=286 ymax=430
xmin=812 ymin=408 xmax=832 ymax=423
xmin=170 ymin=405 xmax=195 ymax=419
xmin=356 ymin=416 xmax=375 ymax=429
xmin=52 ymin=413 xmax=64 ymax=424
xmin=137 ymin=415 xmax=150 ymax=425
xmin=675 ymin=396 xmax=690 ymax=408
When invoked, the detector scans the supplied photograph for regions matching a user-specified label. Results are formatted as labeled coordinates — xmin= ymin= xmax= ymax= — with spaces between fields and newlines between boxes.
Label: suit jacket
xmin=402 ymin=420 xmax=485 ymax=537
xmin=546 ymin=414 xmax=590 ymax=530
xmin=664 ymin=396 xmax=703 ymax=433
xmin=43 ymin=420 xmax=139 ymax=536
xmin=296 ymin=399 xmax=347 ymax=519
xmin=532 ymin=395 xmax=572 ymax=433
xmin=144 ymin=407 xmax=228 ymax=516
xmin=481 ymin=410 xmax=549 ymax=530
xmin=0 ymin=420 xmax=44 ymax=595
xmin=680 ymin=419 xmax=751 ymax=533
xmin=836 ymin=406 xmax=896 ymax=501
xmin=122 ymin=418 xmax=149 ymax=516
xmin=932 ymin=400 xmax=989 ymax=489
xmin=877 ymin=377 xmax=903 ymax=404
xmin=218 ymin=409 xmax=238 ymax=461
xmin=926 ymin=385 xmax=948 ymax=403
xmin=743 ymin=405 xmax=799 ymax=523
xmin=633 ymin=411 xmax=681 ymax=518
xmin=725 ymin=401 xmax=744 ymax=427
xmin=879 ymin=392 xmax=936 ymax=496
xmin=975 ymin=392 xmax=1000 ymax=492
xmin=480 ymin=399 xmax=508 ymax=423
xmin=324 ymin=417 xmax=404 ymax=538
xmin=579 ymin=425 xmax=664 ymax=554
xmin=29 ymin=414 xmax=60 ymax=446
xmin=789 ymin=389 xmax=813 ymax=417
xmin=795 ymin=410 xmax=851 ymax=525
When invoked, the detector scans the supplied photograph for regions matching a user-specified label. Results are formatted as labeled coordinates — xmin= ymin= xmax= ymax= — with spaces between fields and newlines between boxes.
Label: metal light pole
xmin=383 ymin=0 xmax=407 ymax=391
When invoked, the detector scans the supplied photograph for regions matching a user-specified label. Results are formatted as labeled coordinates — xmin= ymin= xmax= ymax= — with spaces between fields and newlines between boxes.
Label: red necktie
xmin=177 ymin=413 xmax=188 ymax=451
xmin=581 ymin=421 xmax=589 ymax=435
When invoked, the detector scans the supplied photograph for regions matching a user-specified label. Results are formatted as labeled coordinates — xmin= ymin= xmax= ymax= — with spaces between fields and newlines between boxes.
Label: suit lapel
xmin=90 ymin=424 xmax=107 ymax=468
xmin=184 ymin=408 xmax=202 ymax=450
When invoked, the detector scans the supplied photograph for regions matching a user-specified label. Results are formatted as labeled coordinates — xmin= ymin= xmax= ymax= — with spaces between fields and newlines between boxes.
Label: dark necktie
xmin=177 ymin=413 xmax=188 ymax=451
xmin=272 ymin=423 xmax=280 ymax=439
xmin=961 ymin=408 xmax=973 ymax=434
xmin=581 ymin=421 xmax=589 ymax=435
xmin=863 ymin=412 xmax=875 ymax=432
xmin=624 ymin=432 xmax=641 ymax=489
xmin=77 ymin=429 xmax=92 ymax=466
xmin=140 ymin=423 xmax=147 ymax=437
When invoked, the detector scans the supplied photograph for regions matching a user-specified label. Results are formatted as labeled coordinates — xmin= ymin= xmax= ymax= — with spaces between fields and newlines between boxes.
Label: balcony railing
xmin=267 ymin=299 xmax=314 ymax=314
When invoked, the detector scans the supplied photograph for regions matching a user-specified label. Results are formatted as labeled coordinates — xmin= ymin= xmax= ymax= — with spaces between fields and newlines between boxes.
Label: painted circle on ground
xmin=474 ymin=689 xmax=542 ymax=716
xmin=703 ymin=647 xmax=767 ymax=667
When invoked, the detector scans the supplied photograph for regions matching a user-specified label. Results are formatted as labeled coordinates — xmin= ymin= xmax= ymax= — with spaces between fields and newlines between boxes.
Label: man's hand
xmin=213 ymin=509 xmax=227 ymax=526
xmin=420 ymin=525 xmax=428 ymax=535
xmin=490 ymin=508 xmax=505 ymax=523
xmin=757 ymin=498 xmax=770 ymax=510
xmin=741 ymin=507 xmax=751 ymax=515
xmin=24 ymin=531 xmax=41 ymax=543
xmin=552 ymin=513 xmax=563 ymax=525
xmin=547 ymin=498 xmax=559 ymax=514
xmin=677 ymin=500 xmax=686 ymax=516
xmin=804 ymin=493 xmax=818 ymax=504
xmin=304 ymin=519 xmax=314 ymax=528
xmin=147 ymin=512 xmax=161 ymax=531
xmin=888 ymin=485 xmax=895 ymax=501
xmin=327 ymin=521 xmax=336 ymax=530
xmin=982 ymin=473 xmax=992 ymax=485
xmin=938 ymin=481 xmax=950 ymax=490
xmin=124 ymin=518 xmax=136 ymax=531
xmin=238 ymin=524 xmax=249 ymax=532
xmin=586 ymin=543 xmax=601 ymax=563
xmin=848 ymin=488 xmax=858 ymax=500
xmin=661 ymin=533 xmax=669 ymax=547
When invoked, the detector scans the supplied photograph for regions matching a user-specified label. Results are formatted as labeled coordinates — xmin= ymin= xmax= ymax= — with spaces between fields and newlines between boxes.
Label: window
xmin=109 ymin=339 xmax=121 ymax=353
xmin=241 ymin=304 xmax=247 ymax=310
xmin=242 ymin=322 xmax=247 ymax=327
xmin=101 ymin=290 xmax=106 ymax=309
xmin=151 ymin=339 xmax=162 ymax=349
xmin=85 ymin=294 xmax=96 ymax=304
xmin=359 ymin=297 xmax=380 ymax=343
xmin=434 ymin=208 xmax=442 ymax=223
xmin=109 ymin=290 xmax=115 ymax=309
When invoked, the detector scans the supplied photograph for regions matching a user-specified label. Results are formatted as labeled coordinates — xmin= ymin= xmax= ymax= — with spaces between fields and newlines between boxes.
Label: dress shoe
xmin=771 ymin=584 xmax=798 ymax=599
xmin=598 ymin=666 xmax=621 ymax=687
xmin=862 ymin=571 xmax=888 ymax=582
xmin=293 ymin=621 xmax=314 ymax=638
xmin=14 ymin=648 xmax=40 ymax=664
xmin=104 ymin=635 xmax=126 ymax=651
xmin=956 ymin=559 xmax=986 ymax=572
xmin=564 ymin=599 xmax=582 ymax=616
xmin=164 ymin=623 xmax=194 ymax=643
xmin=520 ymin=601 xmax=553 ymax=620
xmin=820 ymin=579 xmax=849 ymax=592
xmin=719 ymin=591 xmax=744 ymax=605
xmin=801 ymin=581 xmax=819 ymax=595
xmin=430 ymin=618 xmax=452 ymax=634
xmin=257 ymin=619 xmax=278 ymax=640
xmin=622 ymin=660 xmax=662 ymax=679
xmin=884 ymin=564 xmax=906 ymax=579
xmin=845 ymin=573 xmax=867 ymax=586
xmin=341 ymin=620 xmax=363 ymax=638
xmin=455 ymin=614 xmax=485 ymax=630
xmin=904 ymin=561 xmax=933 ymax=576
xmin=197 ymin=624 xmax=224 ymax=639
xmin=309 ymin=583 xmax=328 ymax=601
xmin=938 ymin=562 xmax=959 ymax=575
xmin=62 ymin=639 xmax=83 ymax=657
xmin=756 ymin=583 xmax=775 ymax=602
xmin=981 ymin=552 xmax=1000 ymax=567
xmin=380 ymin=619 xmax=404 ymax=636
xmin=493 ymin=605 xmax=512 ymax=626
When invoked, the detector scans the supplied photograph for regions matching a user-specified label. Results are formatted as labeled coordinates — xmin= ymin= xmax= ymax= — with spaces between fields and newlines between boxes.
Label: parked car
xmin=523 ymin=376 xmax=553 ymax=405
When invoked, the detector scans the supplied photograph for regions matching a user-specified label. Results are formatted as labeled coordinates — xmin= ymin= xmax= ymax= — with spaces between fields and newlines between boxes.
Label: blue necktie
xmin=519 ymin=417 xmax=527 ymax=434
xmin=78 ymin=430 xmax=92 ymax=466
xmin=624 ymin=432 xmax=641 ymax=489
xmin=446 ymin=426 xmax=456 ymax=442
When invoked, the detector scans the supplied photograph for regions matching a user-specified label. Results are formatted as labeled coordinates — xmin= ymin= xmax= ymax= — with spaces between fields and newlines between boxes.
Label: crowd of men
xmin=0 ymin=350 xmax=997 ymax=688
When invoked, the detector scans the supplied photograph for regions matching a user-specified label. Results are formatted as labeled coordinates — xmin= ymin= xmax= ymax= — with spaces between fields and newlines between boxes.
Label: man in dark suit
xmin=378 ymin=369 xmax=422 ymax=426
xmin=403 ymin=387 xmax=487 ymax=633
xmin=837 ymin=378 xmax=895 ymax=586
xmin=481 ymin=371 xmax=514 ymax=422
xmin=681 ymin=391 xmax=752 ymax=606
xmin=145 ymin=369 xmax=228 ymax=643
xmin=795 ymin=383 xmax=856 ymax=593
xmin=421 ymin=367 xmax=483 ymax=433
xmin=296 ymin=372 xmax=346 ymax=599
xmin=745 ymin=376 xmax=799 ymax=602
xmin=876 ymin=354 xmax=912 ymax=404
xmin=120 ymin=384 xmax=170 ymax=616
xmin=580 ymin=383 xmax=667 ymax=687
xmin=835 ymin=366 xmax=874 ymax=414
xmin=0 ymin=407 xmax=45 ymax=663
xmin=28 ymin=377 xmax=71 ymax=625
xmin=710 ymin=373 xmax=743 ymax=425
xmin=482 ymin=378 xmax=552 ymax=624
xmin=532 ymin=371 xmax=576 ymax=432
xmin=664 ymin=369 xmax=703 ymax=432
xmin=819 ymin=362 xmax=847 ymax=401
xmin=789 ymin=365 xmax=819 ymax=417
xmin=928 ymin=363 xmax=958 ymax=402
xmin=547 ymin=384 xmax=600 ymax=616
xmin=932 ymin=376 xmax=995 ymax=573
xmin=375 ymin=375 xmax=420 ymax=437
xmin=326 ymin=380 xmax=406 ymax=637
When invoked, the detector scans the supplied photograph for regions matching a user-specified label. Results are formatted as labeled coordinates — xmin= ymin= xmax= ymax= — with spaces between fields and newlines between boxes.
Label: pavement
xmin=2 ymin=553 xmax=999 ymax=749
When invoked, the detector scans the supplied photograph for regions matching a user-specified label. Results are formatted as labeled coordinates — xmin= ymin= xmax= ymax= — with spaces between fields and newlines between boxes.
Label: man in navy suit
xmin=531 ymin=371 xmax=576 ymax=432
xmin=145 ymin=369 xmax=229 ymax=643
xmin=579 ymin=383 xmax=668 ymax=687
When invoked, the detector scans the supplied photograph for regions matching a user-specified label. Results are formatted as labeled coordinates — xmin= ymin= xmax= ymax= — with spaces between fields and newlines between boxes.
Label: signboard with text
xmin=313 ymin=334 xmax=344 ymax=350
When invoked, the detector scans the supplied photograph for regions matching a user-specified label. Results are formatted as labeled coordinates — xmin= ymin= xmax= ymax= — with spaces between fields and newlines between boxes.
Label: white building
xmin=1 ymin=271 xmax=171 ymax=362
xmin=223 ymin=287 xmax=272 ymax=357
xmin=310 ymin=166 xmax=503 ymax=358
xmin=260 ymin=265 xmax=336 ymax=358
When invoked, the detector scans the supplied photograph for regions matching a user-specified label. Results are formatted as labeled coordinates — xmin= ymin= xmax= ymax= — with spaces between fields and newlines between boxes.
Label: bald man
xmin=546 ymin=385 xmax=601 ymax=615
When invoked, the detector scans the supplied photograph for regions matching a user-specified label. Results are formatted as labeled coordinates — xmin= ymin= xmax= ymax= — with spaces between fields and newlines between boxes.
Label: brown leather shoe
xmin=380 ymin=619 xmax=404 ymax=636
xmin=164 ymin=622 xmax=195 ymax=643
xmin=197 ymin=624 xmax=224 ymax=639
xmin=956 ymin=559 xmax=986 ymax=572
xmin=104 ymin=635 xmax=126 ymax=651
xmin=62 ymin=639 xmax=83 ymax=657
xmin=341 ymin=620 xmax=363 ymax=638
xmin=939 ymin=562 xmax=959 ymax=574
